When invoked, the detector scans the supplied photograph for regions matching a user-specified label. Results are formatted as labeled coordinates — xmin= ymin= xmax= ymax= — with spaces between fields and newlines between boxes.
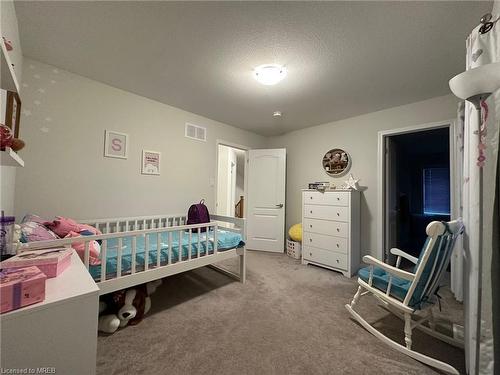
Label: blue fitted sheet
xmin=89 ymin=229 xmax=244 ymax=280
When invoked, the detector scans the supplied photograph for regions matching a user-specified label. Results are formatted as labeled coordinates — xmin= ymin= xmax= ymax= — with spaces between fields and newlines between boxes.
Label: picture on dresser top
xmin=322 ymin=148 xmax=351 ymax=177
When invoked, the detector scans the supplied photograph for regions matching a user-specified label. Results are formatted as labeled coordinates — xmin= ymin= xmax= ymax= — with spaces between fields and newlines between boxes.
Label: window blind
xmin=423 ymin=167 xmax=450 ymax=215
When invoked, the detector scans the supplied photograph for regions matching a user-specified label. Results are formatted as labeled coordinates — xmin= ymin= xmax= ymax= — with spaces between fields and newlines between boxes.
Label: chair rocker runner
xmin=345 ymin=219 xmax=464 ymax=375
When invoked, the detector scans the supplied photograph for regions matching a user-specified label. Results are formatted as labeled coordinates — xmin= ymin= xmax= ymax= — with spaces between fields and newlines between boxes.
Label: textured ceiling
xmin=15 ymin=1 xmax=490 ymax=136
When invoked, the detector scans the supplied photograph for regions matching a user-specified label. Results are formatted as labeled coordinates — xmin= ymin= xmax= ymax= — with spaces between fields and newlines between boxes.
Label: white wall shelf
xmin=0 ymin=147 xmax=24 ymax=167
xmin=0 ymin=41 xmax=20 ymax=93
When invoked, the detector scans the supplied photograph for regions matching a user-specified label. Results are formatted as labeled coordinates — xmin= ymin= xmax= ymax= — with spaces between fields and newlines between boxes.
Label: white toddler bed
xmin=21 ymin=214 xmax=246 ymax=295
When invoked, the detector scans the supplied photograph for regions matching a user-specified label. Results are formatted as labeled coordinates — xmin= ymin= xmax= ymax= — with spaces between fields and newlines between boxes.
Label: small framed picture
xmin=142 ymin=150 xmax=160 ymax=175
xmin=104 ymin=130 xmax=128 ymax=159
xmin=322 ymin=148 xmax=351 ymax=177
xmin=5 ymin=91 xmax=21 ymax=138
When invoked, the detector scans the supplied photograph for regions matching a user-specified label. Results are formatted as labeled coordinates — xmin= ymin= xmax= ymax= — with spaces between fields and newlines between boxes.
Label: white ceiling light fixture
xmin=273 ymin=111 xmax=282 ymax=117
xmin=253 ymin=64 xmax=287 ymax=85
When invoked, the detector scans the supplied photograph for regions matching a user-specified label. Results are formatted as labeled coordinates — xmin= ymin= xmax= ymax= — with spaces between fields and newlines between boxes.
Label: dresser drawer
xmin=303 ymin=191 xmax=349 ymax=206
xmin=303 ymin=218 xmax=348 ymax=237
xmin=304 ymin=205 xmax=349 ymax=222
xmin=303 ymin=232 xmax=348 ymax=253
xmin=303 ymin=246 xmax=348 ymax=270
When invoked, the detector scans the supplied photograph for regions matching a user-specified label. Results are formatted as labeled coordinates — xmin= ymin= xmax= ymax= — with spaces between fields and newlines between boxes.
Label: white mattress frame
xmin=20 ymin=214 xmax=246 ymax=295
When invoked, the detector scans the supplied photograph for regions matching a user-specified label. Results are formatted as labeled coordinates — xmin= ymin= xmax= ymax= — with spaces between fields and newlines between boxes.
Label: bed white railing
xmin=20 ymin=214 xmax=246 ymax=295
xmin=83 ymin=214 xmax=188 ymax=234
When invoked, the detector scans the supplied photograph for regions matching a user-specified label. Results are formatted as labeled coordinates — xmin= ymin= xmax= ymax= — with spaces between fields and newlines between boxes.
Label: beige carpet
xmin=97 ymin=251 xmax=465 ymax=375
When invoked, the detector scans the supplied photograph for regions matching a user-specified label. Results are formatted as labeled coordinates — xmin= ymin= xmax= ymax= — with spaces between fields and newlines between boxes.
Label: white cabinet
xmin=0 ymin=251 xmax=99 ymax=374
xmin=301 ymin=190 xmax=360 ymax=277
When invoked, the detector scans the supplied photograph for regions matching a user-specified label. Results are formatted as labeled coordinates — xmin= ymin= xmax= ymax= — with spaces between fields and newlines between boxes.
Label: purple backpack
xmin=187 ymin=199 xmax=210 ymax=232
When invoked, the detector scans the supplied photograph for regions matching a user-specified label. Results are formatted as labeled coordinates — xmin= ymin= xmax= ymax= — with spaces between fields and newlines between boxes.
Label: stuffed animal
xmin=98 ymin=280 xmax=162 ymax=334
xmin=0 ymin=124 xmax=13 ymax=150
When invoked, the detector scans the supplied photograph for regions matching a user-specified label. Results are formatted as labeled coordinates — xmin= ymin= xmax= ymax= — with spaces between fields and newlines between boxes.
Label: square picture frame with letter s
xmin=104 ymin=130 xmax=128 ymax=159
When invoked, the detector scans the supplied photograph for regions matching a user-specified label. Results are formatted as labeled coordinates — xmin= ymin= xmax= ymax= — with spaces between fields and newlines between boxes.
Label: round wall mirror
xmin=322 ymin=148 xmax=351 ymax=177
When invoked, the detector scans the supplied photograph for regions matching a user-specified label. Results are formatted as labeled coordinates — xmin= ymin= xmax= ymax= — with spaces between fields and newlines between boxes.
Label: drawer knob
xmin=310 ymin=210 xmax=313 ymax=214
xmin=337 ymin=197 xmax=340 ymax=201
xmin=336 ymin=244 xmax=339 ymax=248
xmin=310 ymin=196 xmax=313 ymax=199
xmin=336 ymin=228 xmax=340 ymax=232
xmin=309 ymin=238 xmax=312 ymax=242
xmin=309 ymin=224 xmax=312 ymax=228
xmin=309 ymin=252 xmax=312 ymax=256
xmin=336 ymin=259 xmax=339 ymax=263
xmin=336 ymin=212 xmax=340 ymax=216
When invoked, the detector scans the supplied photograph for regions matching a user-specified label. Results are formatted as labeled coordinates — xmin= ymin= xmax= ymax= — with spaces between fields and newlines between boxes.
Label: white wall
xmin=228 ymin=148 xmax=237 ymax=215
xmin=15 ymin=59 xmax=266 ymax=220
xmin=235 ymin=151 xmax=245 ymax=206
xmin=216 ymin=145 xmax=230 ymax=216
xmin=1 ymin=166 xmax=16 ymax=215
xmin=268 ymin=94 xmax=459 ymax=256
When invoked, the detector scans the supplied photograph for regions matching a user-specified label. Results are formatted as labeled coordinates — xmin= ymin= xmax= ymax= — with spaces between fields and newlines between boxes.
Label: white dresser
xmin=0 ymin=250 xmax=99 ymax=374
xmin=302 ymin=189 xmax=360 ymax=277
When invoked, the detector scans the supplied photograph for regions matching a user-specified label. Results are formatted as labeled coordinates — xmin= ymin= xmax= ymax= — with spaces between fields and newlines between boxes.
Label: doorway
xmin=215 ymin=143 xmax=287 ymax=253
xmin=216 ymin=144 xmax=247 ymax=218
xmin=378 ymin=121 xmax=457 ymax=262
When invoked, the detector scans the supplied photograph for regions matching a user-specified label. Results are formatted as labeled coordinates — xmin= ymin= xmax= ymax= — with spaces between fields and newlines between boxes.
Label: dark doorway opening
xmin=387 ymin=127 xmax=451 ymax=259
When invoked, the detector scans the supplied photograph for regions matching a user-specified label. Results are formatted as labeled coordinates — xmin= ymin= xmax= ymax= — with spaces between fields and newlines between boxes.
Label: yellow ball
xmin=288 ymin=223 xmax=302 ymax=242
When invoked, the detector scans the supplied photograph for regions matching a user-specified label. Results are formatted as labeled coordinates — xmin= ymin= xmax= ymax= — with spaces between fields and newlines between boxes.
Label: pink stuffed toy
xmin=0 ymin=124 xmax=13 ymax=150
xmin=44 ymin=216 xmax=101 ymax=238
xmin=64 ymin=231 xmax=101 ymax=265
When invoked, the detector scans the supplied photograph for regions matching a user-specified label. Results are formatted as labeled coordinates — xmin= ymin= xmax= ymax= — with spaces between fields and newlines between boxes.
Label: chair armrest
xmin=362 ymin=256 xmax=415 ymax=281
xmin=390 ymin=248 xmax=418 ymax=264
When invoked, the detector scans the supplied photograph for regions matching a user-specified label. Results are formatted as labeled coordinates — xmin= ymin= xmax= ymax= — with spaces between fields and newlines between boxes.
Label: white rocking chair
xmin=345 ymin=219 xmax=464 ymax=374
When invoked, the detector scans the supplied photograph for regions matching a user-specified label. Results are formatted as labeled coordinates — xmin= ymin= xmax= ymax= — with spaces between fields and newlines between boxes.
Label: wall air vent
xmin=185 ymin=123 xmax=207 ymax=142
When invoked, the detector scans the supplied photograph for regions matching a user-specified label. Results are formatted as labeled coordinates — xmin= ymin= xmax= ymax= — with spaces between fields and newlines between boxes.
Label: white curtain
xmin=462 ymin=10 xmax=499 ymax=375
xmin=451 ymin=101 xmax=465 ymax=303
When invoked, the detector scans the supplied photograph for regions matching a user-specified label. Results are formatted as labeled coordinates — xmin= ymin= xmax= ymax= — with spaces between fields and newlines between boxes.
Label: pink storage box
xmin=0 ymin=248 xmax=72 ymax=278
xmin=0 ymin=266 xmax=46 ymax=313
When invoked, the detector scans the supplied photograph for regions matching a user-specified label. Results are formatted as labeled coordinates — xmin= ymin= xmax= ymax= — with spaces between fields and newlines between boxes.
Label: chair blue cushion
xmin=358 ymin=266 xmax=411 ymax=302
xmin=411 ymin=235 xmax=451 ymax=308
xmin=358 ymin=233 xmax=455 ymax=309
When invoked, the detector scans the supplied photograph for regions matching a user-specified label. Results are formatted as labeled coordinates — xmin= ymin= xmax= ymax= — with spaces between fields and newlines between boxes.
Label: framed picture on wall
xmin=5 ymin=91 xmax=21 ymax=138
xmin=322 ymin=148 xmax=351 ymax=177
xmin=141 ymin=150 xmax=160 ymax=175
xmin=104 ymin=130 xmax=128 ymax=159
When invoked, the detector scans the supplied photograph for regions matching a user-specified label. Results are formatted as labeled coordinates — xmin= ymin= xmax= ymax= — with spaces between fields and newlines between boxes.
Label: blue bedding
xmin=89 ymin=229 xmax=244 ymax=280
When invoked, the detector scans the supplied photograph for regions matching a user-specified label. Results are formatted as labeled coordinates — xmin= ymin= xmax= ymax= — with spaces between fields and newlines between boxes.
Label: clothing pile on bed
xmin=19 ymin=214 xmax=102 ymax=265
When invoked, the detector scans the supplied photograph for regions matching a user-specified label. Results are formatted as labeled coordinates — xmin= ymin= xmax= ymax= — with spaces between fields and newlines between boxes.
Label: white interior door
xmin=246 ymin=149 xmax=286 ymax=252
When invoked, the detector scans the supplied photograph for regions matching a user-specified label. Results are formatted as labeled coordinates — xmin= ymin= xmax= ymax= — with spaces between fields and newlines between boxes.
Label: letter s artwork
xmin=111 ymin=138 xmax=122 ymax=151
xmin=105 ymin=131 xmax=128 ymax=159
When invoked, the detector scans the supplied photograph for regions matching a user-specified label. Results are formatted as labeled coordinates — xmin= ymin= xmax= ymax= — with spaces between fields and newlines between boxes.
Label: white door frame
xmin=215 ymin=140 xmax=249 ymax=218
xmin=377 ymin=119 xmax=458 ymax=261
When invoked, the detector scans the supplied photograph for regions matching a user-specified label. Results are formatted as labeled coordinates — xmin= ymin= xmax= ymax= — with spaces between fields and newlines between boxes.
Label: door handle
xmin=276 ymin=204 xmax=284 ymax=208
